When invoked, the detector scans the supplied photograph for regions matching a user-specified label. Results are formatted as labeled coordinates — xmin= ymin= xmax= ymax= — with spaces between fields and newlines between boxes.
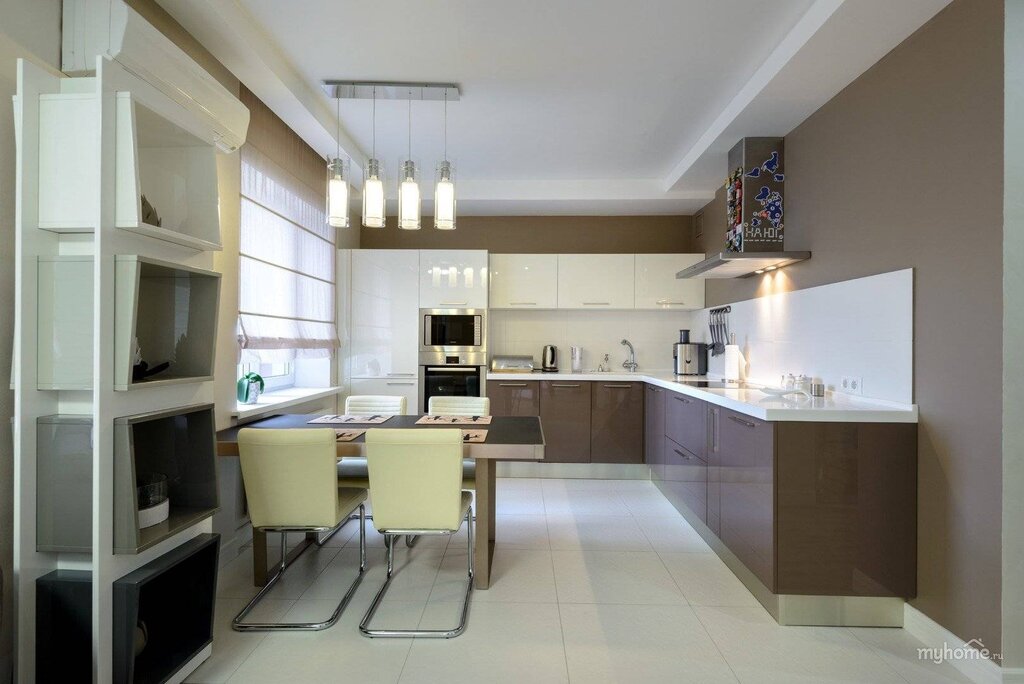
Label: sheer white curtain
xmin=237 ymin=143 xmax=339 ymax=361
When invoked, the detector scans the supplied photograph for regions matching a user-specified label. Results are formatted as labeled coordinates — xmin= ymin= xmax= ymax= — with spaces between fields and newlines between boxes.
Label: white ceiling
xmin=158 ymin=0 xmax=950 ymax=215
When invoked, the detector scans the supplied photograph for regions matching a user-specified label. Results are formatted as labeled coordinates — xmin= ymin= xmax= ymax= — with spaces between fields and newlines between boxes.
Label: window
xmin=236 ymin=87 xmax=339 ymax=394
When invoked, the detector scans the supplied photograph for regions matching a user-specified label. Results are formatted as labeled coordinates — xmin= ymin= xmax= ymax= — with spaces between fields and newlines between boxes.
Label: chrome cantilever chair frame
xmin=233 ymin=504 xmax=367 ymax=632
xmin=359 ymin=506 xmax=474 ymax=638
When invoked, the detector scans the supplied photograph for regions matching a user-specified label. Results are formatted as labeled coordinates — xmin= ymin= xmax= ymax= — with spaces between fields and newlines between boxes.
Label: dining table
xmin=215 ymin=413 xmax=545 ymax=590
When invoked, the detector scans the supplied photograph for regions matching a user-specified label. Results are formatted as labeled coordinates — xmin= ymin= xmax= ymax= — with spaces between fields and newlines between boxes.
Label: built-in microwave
xmin=420 ymin=308 xmax=487 ymax=356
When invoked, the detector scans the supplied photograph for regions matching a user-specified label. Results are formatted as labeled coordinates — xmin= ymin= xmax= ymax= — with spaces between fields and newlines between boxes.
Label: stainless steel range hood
xmin=675 ymin=251 xmax=811 ymax=279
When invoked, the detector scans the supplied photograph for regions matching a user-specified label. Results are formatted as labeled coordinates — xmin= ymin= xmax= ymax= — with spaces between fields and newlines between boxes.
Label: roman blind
xmin=237 ymin=87 xmax=339 ymax=358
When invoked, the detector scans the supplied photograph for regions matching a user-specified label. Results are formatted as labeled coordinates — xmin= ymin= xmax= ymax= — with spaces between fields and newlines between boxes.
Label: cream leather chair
xmin=338 ymin=395 xmax=408 ymax=488
xmin=427 ymin=396 xmax=490 ymax=416
xmin=359 ymin=429 xmax=473 ymax=638
xmin=345 ymin=395 xmax=407 ymax=415
xmin=234 ymin=428 xmax=367 ymax=632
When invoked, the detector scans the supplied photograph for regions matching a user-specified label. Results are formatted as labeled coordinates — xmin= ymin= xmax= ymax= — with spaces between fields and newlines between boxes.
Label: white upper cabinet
xmin=634 ymin=254 xmax=706 ymax=310
xmin=419 ymin=250 xmax=489 ymax=309
xmin=489 ymin=254 xmax=558 ymax=309
xmin=350 ymin=250 xmax=420 ymax=377
xmin=556 ymin=254 xmax=635 ymax=309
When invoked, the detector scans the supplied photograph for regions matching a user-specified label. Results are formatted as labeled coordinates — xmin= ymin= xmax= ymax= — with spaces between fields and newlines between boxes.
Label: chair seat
xmin=338 ymin=457 xmax=476 ymax=489
xmin=337 ymin=487 xmax=368 ymax=525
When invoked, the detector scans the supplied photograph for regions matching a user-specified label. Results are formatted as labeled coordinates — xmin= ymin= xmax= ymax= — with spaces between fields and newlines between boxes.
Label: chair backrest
xmin=345 ymin=395 xmax=407 ymax=415
xmin=427 ymin=396 xmax=491 ymax=417
xmin=365 ymin=428 xmax=465 ymax=532
xmin=237 ymin=428 xmax=340 ymax=529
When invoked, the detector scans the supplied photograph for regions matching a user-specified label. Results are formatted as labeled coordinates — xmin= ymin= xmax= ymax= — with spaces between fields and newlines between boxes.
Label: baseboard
xmin=1003 ymin=668 xmax=1024 ymax=683
xmin=902 ymin=603 xmax=1003 ymax=684
xmin=496 ymin=462 xmax=652 ymax=479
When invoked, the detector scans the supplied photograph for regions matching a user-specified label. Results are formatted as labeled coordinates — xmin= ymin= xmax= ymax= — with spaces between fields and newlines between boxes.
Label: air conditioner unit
xmin=62 ymin=0 xmax=249 ymax=152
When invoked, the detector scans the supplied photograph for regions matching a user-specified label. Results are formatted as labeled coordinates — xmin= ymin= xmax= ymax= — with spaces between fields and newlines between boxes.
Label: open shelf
xmin=113 ymin=404 xmax=219 ymax=554
xmin=114 ymin=255 xmax=221 ymax=391
xmin=115 ymin=94 xmax=222 ymax=250
xmin=114 ymin=534 xmax=220 ymax=684
xmin=36 ymin=415 xmax=93 ymax=552
xmin=36 ymin=92 xmax=222 ymax=250
xmin=36 ymin=535 xmax=220 ymax=684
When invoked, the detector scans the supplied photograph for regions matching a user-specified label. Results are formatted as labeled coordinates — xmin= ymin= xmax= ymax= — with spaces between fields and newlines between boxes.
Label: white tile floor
xmin=188 ymin=478 xmax=974 ymax=684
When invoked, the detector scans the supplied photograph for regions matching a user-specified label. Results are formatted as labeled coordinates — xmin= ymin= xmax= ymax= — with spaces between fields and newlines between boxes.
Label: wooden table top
xmin=216 ymin=414 xmax=545 ymax=461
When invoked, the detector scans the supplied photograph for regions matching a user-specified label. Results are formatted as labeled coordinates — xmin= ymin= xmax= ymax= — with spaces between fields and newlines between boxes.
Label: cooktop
xmin=675 ymin=379 xmax=753 ymax=389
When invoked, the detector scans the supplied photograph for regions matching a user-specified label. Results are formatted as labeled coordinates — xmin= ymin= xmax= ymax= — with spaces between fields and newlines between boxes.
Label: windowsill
xmin=233 ymin=386 xmax=343 ymax=421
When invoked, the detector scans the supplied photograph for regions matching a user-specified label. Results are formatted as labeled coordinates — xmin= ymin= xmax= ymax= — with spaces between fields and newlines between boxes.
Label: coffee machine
xmin=673 ymin=330 xmax=707 ymax=376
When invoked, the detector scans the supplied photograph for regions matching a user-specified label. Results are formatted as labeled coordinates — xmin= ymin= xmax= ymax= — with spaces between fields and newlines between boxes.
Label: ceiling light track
xmin=321 ymin=81 xmax=460 ymax=101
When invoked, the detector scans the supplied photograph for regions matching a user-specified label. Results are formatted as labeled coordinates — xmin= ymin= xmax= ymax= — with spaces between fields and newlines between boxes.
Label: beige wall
xmin=693 ymin=0 xmax=1005 ymax=653
xmin=0 ymin=2 xmax=63 ymax=678
xmin=360 ymin=214 xmax=693 ymax=253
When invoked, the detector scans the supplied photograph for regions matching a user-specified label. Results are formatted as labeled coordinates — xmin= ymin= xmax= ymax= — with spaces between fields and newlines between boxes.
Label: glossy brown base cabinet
xmin=591 ymin=382 xmax=644 ymax=464
xmin=538 ymin=381 xmax=592 ymax=463
xmin=648 ymin=385 xmax=918 ymax=602
xmin=644 ymin=385 xmax=666 ymax=479
xmin=487 ymin=380 xmax=541 ymax=417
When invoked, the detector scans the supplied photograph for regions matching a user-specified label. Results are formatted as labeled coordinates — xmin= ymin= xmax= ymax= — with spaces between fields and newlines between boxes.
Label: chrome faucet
xmin=621 ymin=339 xmax=638 ymax=372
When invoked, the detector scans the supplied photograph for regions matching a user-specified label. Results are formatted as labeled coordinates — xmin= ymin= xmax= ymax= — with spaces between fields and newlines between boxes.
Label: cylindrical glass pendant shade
xmin=434 ymin=160 xmax=456 ymax=230
xmin=398 ymin=160 xmax=421 ymax=230
xmin=362 ymin=158 xmax=386 ymax=228
xmin=327 ymin=158 xmax=349 ymax=228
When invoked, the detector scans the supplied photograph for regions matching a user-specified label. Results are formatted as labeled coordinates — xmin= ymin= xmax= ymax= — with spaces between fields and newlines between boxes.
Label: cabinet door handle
xmin=582 ymin=302 xmax=611 ymax=306
xmin=510 ymin=302 xmax=537 ymax=306
xmin=551 ymin=383 xmax=581 ymax=388
xmin=499 ymin=383 xmax=528 ymax=387
xmin=674 ymin=396 xmax=692 ymax=404
xmin=656 ymin=300 xmax=686 ymax=305
xmin=603 ymin=384 xmax=632 ymax=388
xmin=728 ymin=415 xmax=757 ymax=428
xmin=386 ymin=382 xmax=415 ymax=386
xmin=439 ymin=301 xmax=468 ymax=306
xmin=673 ymin=448 xmax=692 ymax=460
xmin=387 ymin=373 xmax=415 ymax=377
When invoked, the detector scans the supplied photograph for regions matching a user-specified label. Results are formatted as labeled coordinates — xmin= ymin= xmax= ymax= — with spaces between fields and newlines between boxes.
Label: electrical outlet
xmin=840 ymin=376 xmax=863 ymax=395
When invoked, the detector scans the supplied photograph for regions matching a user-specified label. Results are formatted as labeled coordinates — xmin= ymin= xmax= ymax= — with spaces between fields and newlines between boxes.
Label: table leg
xmin=474 ymin=459 xmax=498 ymax=589
xmin=252 ymin=528 xmax=268 ymax=586
xmin=251 ymin=530 xmax=319 ymax=587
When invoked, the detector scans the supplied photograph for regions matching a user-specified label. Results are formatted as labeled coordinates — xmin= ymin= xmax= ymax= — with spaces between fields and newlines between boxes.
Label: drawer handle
xmin=498 ymin=383 xmax=528 ymax=387
xmin=551 ymin=383 xmax=581 ymax=388
xmin=510 ymin=302 xmax=537 ymax=306
xmin=656 ymin=300 xmax=687 ymax=305
xmin=728 ymin=415 xmax=757 ymax=428
xmin=386 ymin=382 xmax=415 ymax=386
xmin=582 ymin=302 xmax=611 ymax=306
xmin=673 ymin=448 xmax=692 ymax=460
xmin=674 ymin=396 xmax=692 ymax=404
xmin=647 ymin=387 xmax=662 ymax=393
xmin=603 ymin=384 xmax=632 ymax=388
xmin=387 ymin=373 xmax=415 ymax=377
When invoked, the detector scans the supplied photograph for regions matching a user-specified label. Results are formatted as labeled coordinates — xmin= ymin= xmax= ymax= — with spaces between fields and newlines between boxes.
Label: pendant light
xmin=362 ymin=87 xmax=386 ymax=228
xmin=327 ymin=96 xmax=349 ymax=228
xmin=434 ymin=88 xmax=456 ymax=230
xmin=398 ymin=90 xmax=421 ymax=230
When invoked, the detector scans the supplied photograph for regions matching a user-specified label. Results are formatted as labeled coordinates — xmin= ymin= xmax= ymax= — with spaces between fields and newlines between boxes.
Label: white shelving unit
xmin=13 ymin=55 xmax=239 ymax=683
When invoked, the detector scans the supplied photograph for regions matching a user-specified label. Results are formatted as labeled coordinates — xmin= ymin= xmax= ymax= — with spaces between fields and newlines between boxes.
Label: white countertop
xmin=486 ymin=371 xmax=918 ymax=423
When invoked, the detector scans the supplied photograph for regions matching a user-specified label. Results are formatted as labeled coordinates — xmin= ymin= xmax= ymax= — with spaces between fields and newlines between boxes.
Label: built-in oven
xmin=419 ymin=362 xmax=486 ymax=414
xmin=420 ymin=308 xmax=486 ymax=355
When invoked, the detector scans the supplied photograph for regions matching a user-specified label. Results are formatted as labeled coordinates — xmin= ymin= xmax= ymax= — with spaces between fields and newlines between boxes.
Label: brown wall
xmin=359 ymin=215 xmax=692 ymax=253
xmin=694 ymin=0 xmax=1004 ymax=651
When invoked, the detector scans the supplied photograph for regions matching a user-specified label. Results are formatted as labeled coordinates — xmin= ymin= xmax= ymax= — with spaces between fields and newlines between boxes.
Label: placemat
xmin=462 ymin=430 xmax=488 ymax=443
xmin=309 ymin=414 xmax=393 ymax=424
xmin=415 ymin=415 xmax=494 ymax=425
xmin=334 ymin=429 xmax=366 ymax=442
